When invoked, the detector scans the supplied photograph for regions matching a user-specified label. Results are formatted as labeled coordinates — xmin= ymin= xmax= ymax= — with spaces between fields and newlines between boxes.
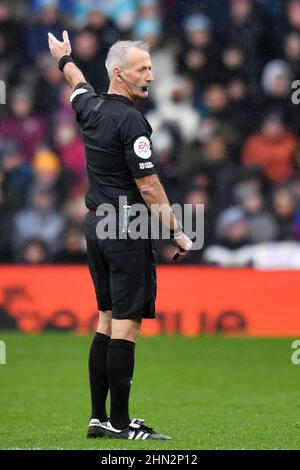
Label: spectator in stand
xmin=220 ymin=42 xmax=247 ymax=83
xmin=197 ymin=132 xmax=238 ymax=211
xmin=259 ymin=57 xmax=300 ymax=137
xmin=177 ymin=13 xmax=221 ymax=88
xmin=285 ymin=0 xmax=300 ymax=33
xmin=138 ymin=0 xmax=159 ymax=18
xmin=242 ymin=112 xmax=298 ymax=184
xmin=150 ymin=125 xmax=180 ymax=203
xmin=185 ymin=162 xmax=212 ymax=197
xmin=272 ymin=185 xmax=298 ymax=239
xmin=33 ymin=54 xmax=65 ymax=119
xmin=273 ymin=0 xmax=300 ymax=55
xmin=259 ymin=59 xmax=294 ymax=123
xmin=63 ymin=190 xmax=88 ymax=227
xmin=183 ymin=186 xmax=215 ymax=256
xmin=215 ymin=206 xmax=251 ymax=249
xmin=234 ymin=181 xmax=278 ymax=242
xmin=225 ymin=0 xmax=270 ymax=81
xmin=146 ymin=75 xmax=201 ymax=144
xmin=72 ymin=28 xmax=109 ymax=92
xmin=53 ymin=116 xmax=86 ymax=180
xmin=201 ymin=83 xmax=241 ymax=147
xmin=0 ymin=0 xmax=25 ymax=57
xmin=282 ymin=31 xmax=300 ymax=80
xmin=32 ymin=146 xmax=60 ymax=186
xmin=0 ymin=30 xmax=27 ymax=93
xmin=53 ymin=225 xmax=87 ymax=264
xmin=25 ymin=0 xmax=67 ymax=60
xmin=30 ymin=145 xmax=75 ymax=206
xmin=18 ymin=237 xmax=50 ymax=264
xmin=0 ymin=87 xmax=46 ymax=161
xmin=52 ymin=82 xmax=74 ymax=126
xmin=106 ymin=0 xmax=137 ymax=32
xmin=84 ymin=6 xmax=120 ymax=49
xmin=219 ymin=43 xmax=257 ymax=136
xmin=0 ymin=140 xmax=32 ymax=212
xmin=13 ymin=188 xmax=64 ymax=252
xmin=226 ymin=75 xmax=257 ymax=138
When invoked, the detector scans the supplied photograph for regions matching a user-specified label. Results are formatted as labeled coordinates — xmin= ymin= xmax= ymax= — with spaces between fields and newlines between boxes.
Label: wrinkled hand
xmin=48 ymin=30 xmax=71 ymax=63
xmin=172 ymin=232 xmax=193 ymax=260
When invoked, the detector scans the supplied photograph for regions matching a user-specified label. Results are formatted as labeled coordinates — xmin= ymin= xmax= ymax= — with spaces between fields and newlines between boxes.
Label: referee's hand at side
xmin=48 ymin=30 xmax=72 ymax=62
xmin=172 ymin=232 xmax=193 ymax=260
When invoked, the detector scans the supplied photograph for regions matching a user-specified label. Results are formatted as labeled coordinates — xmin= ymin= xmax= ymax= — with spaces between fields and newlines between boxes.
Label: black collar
xmin=101 ymin=92 xmax=134 ymax=107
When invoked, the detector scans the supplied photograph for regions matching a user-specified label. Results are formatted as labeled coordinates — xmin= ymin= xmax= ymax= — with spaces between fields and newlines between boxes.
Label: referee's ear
xmin=112 ymin=66 xmax=122 ymax=82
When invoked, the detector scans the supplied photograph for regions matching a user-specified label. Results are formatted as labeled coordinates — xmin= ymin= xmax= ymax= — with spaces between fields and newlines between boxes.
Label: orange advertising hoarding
xmin=0 ymin=266 xmax=299 ymax=336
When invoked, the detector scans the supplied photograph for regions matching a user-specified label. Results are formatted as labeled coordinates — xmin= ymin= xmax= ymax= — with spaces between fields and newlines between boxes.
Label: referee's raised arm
xmin=48 ymin=30 xmax=86 ymax=89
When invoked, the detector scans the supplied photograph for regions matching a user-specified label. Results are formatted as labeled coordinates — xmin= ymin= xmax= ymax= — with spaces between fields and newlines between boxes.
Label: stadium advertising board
xmin=0 ymin=266 xmax=299 ymax=336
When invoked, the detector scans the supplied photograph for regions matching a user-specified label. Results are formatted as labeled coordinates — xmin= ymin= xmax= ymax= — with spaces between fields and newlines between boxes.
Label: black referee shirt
xmin=71 ymin=82 xmax=156 ymax=211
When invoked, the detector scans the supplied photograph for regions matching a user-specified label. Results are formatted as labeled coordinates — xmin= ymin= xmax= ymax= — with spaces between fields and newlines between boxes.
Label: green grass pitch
xmin=0 ymin=333 xmax=299 ymax=450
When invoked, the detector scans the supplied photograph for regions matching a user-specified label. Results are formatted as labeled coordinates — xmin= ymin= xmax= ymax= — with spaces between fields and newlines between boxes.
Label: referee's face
xmin=121 ymin=47 xmax=154 ymax=99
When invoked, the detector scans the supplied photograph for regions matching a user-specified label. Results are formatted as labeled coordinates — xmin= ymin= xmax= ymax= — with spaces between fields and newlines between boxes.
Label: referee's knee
xmin=111 ymin=318 xmax=142 ymax=343
xmin=97 ymin=310 xmax=112 ymax=336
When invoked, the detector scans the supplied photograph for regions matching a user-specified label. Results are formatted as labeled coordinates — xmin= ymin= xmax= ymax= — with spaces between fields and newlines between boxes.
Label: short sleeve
xmin=119 ymin=111 xmax=156 ymax=178
xmin=70 ymin=82 xmax=98 ymax=123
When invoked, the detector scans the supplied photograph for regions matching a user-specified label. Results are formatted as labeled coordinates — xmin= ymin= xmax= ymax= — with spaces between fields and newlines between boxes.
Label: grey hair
xmin=105 ymin=40 xmax=150 ymax=80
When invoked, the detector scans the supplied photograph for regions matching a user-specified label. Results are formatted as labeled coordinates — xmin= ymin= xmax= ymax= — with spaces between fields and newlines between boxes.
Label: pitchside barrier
xmin=0 ymin=266 xmax=299 ymax=336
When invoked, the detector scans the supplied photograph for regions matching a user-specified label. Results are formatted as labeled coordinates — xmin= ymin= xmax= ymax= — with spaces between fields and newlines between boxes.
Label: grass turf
xmin=0 ymin=332 xmax=299 ymax=450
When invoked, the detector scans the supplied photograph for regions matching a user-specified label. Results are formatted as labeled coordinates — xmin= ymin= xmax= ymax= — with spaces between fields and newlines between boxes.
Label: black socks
xmin=107 ymin=339 xmax=135 ymax=430
xmin=88 ymin=332 xmax=110 ymax=421
xmin=89 ymin=334 xmax=136 ymax=429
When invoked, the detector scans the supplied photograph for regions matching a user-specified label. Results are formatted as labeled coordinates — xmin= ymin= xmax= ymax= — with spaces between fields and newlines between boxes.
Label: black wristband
xmin=58 ymin=55 xmax=74 ymax=72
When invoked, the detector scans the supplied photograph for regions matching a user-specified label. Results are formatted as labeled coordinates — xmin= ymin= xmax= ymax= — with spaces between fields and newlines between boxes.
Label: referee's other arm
xmin=135 ymin=173 xmax=193 ymax=258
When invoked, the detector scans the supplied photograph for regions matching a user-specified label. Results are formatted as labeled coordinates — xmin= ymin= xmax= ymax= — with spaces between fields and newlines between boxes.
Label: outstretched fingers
xmin=48 ymin=32 xmax=58 ymax=44
xmin=62 ymin=30 xmax=69 ymax=44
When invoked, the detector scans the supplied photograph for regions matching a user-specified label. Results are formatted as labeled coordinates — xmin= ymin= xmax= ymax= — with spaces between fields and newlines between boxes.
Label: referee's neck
xmin=107 ymin=84 xmax=136 ymax=103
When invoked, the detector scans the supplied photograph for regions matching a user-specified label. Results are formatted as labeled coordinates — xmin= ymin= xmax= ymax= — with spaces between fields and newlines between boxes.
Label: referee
xmin=48 ymin=31 xmax=193 ymax=441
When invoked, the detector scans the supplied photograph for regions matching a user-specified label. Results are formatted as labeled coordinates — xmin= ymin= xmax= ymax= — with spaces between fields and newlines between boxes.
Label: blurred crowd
xmin=2 ymin=0 xmax=300 ymax=266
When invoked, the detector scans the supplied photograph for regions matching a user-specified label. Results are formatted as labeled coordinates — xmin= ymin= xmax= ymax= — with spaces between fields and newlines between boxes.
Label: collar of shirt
xmin=101 ymin=92 xmax=134 ymax=107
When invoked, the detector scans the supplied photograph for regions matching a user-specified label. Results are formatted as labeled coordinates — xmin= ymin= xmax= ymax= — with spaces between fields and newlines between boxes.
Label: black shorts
xmin=84 ymin=210 xmax=156 ymax=320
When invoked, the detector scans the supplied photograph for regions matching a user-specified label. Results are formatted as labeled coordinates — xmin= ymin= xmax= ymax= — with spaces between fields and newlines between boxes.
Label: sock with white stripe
xmin=88 ymin=332 xmax=110 ymax=422
xmin=107 ymin=339 xmax=135 ymax=430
